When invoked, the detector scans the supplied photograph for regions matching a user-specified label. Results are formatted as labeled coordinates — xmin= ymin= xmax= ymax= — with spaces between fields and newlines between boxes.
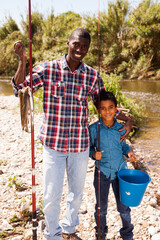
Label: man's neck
xmin=66 ymin=55 xmax=81 ymax=72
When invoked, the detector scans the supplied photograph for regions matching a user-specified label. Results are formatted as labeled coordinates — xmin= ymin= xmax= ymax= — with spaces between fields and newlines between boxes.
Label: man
xmin=13 ymin=28 xmax=132 ymax=240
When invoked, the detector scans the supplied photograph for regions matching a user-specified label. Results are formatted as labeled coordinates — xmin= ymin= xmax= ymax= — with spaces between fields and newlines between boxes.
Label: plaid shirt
xmin=12 ymin=55 xmax=104 ymax=152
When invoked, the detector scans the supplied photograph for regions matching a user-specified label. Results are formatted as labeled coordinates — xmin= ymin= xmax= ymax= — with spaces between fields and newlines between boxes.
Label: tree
xmin=0 ymin=17 xmax=19 ymax=40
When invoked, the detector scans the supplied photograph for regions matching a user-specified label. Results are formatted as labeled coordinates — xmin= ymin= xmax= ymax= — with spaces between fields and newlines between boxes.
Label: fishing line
xmin=97 ymin=0 xmax=101 ymax=239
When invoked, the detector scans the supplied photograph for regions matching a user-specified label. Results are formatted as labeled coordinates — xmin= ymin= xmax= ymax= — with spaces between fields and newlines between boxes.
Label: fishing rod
xmin=28 ymin=0 xmax=37 ymax=239
xmin=97 ymin=0 xmax=101 ymax=239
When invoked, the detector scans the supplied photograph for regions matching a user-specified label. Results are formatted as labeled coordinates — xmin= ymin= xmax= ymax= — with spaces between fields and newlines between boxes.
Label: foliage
xmin=0 ymin=17 xmax=19 ymax=40
xmin=1 ymin=1 xmax=160 ymax=77
xmin=102 ymin=72 xmax=143 ymax=119
xmin=1 ymin=0 xmax=159 ymax=122
xmin=8 ymin=176 xmax=21 ymax=188
xmin=124 ymin=0 xmax=160 ymax=74
xmin=9 ymin=214 xmax=20 ymax=223
xmin=34 ymin=88 xmax=43 ymax=113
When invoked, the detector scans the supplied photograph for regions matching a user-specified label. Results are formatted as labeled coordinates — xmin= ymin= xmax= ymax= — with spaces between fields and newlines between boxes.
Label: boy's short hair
xmin=94 ymin=89 xmax=117 ymax=109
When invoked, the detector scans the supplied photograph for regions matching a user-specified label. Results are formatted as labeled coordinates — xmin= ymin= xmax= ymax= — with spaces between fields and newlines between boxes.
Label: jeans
xmin=43 ymin=145 xmax=89 ymax=240
xmin=94 ymin=168 xmax=133 ymax=240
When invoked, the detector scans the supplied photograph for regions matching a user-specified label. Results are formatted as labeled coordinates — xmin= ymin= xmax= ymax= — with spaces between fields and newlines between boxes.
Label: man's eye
xmin=74 ymin=43 xmax=79 ymax=47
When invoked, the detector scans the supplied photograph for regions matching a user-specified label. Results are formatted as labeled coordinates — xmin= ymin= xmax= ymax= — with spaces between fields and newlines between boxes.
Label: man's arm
xmin=116 ymin=112 xmax=133 ymax=141
xmin=14 ymin=41 xmax=28 ymax=85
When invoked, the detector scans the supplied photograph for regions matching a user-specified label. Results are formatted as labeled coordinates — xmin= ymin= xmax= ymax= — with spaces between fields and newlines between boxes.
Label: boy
xmin=89 ymin=90 xmax=137 ymax=240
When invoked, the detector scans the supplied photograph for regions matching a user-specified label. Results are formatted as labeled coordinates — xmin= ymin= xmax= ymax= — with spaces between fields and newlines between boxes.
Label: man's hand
xmin=14 ymin=40 xmax=27 ymax=62
xmin=117 ymin=112 xmax=133 ymax=141
xmin=14 ymin=41 xmax=27 ymax=85
xmin=92 ymin=151 xmax=104 ymax=160
xmin=119 ymin=119 xmax=132 ymax=141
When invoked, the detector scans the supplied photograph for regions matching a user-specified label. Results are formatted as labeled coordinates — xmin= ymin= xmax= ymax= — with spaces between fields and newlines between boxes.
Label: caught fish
xmin=131 ymin=158 xmax=148 ymax=174
xmin=18 ymin=87 xmax=31 ymax=132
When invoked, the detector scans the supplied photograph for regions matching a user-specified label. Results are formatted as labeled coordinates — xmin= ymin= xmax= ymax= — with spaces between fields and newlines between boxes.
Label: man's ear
xmin=67 ymin=40 xmax=69 ymax=47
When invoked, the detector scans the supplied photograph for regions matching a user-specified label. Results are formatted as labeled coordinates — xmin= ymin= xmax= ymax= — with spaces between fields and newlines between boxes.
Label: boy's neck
xmin=101 ymin=118 xmax=115 ymax=128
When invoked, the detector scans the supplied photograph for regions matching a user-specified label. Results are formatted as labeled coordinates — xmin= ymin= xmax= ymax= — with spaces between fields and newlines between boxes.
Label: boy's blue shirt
xmin=89 ymin=118 xmax=131 ymax=180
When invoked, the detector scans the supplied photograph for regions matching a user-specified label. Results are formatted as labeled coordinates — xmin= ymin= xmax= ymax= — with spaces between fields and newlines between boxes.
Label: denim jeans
xmin=43 ymin=145 xmax=89 ymax=240
xmin=94 ymin=168 xmax=133 ymax=240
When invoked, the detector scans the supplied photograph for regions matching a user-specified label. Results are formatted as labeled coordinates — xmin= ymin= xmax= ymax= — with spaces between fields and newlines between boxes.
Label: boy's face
xmin=100 ymin=100 xmax=117 ymax=124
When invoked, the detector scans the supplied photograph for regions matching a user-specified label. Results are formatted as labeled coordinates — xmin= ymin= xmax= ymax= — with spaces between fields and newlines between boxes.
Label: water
xmin=0 ymin=78 xmax=13 ymax=96
xmin=120 ymin=80 xmax=160 ymax=172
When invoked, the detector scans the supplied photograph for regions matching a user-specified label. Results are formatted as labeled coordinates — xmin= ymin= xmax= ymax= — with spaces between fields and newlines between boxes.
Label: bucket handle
xmin=118 ymin=160 xmax=128 ymax=172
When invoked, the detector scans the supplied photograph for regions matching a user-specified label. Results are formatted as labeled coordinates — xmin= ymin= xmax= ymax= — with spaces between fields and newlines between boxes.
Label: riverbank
xmin=0 ymin=95 xmax=160 ymax=240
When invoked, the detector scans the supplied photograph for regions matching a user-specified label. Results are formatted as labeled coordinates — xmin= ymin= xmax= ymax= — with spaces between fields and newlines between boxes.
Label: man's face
xmin=67 ymin=35 xmax=90 ymax=63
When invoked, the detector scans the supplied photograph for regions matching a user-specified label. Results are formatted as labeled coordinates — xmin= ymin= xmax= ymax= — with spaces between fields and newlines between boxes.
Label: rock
xmin=24 ymin=229 xmax=33 ymax=240
xmin=0 ymin=95 xmax=160 ymax=240
xmin=12 ymin=236 xmax=23 ymax=240
xmin=20 ymin=202 xmax=30 ymax=213
xmin=107 ymin=232 xmax=114 ymax=239
xmin=82 ymin=221 xmax=90 ymax=228
xmin=151 ymin=233 xmax=160 ymax=240
xmin=148 ymin=226 xmax=157 ymax=236
xmin=0 ymin=220 xmax=13 ymax=231
xmin=150 ymin=198 xmax=157 ymax=207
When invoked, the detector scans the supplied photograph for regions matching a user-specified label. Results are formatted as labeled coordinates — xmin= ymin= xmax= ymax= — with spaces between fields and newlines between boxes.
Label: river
xmin=0 ymin=78 xmax=160 ymax=172
xmin=0 ymin=78 xmax=13 ymax=96
xmin=120 ymin=80 xmax=160 ymax=173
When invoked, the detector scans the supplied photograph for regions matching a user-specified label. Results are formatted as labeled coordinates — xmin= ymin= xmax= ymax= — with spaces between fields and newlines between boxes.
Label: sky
xmin=0 ymin=0 xmax=143 ymax=28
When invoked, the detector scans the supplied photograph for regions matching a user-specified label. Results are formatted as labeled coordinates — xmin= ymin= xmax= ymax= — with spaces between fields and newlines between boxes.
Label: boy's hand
xmin=127 ymin=150 xmax=138 ymax=162
xmin=92 ymin=151 xmax=104 ymax=160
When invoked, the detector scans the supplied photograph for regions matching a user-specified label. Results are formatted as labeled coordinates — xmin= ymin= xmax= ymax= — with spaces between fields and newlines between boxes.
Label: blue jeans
xmin=43 ymin=145 xmax=89 ymax=240
xmin=94 ymin=168 xmax=133 ymax=240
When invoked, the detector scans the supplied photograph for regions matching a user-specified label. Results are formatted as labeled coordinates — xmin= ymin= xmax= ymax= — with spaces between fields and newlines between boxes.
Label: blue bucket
xmin=117 ymin=169 xmax=151 ymax=207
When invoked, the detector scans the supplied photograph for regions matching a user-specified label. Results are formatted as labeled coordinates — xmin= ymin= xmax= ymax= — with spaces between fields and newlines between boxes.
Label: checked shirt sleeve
xmin=12 ymin=62 xmax=46 ymax=96
xmin=89 ymin=72 xmax=105 ymax=106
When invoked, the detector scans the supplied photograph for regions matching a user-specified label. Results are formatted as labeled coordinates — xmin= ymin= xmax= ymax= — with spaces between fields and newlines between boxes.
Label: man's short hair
xmin=94 ymin=89 xmax=117 ymax=109
xmin=69 ymin=28 xmax=91 ymax=43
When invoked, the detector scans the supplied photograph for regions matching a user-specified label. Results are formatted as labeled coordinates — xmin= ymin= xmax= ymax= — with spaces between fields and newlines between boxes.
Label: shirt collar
xmin=61 ymin=54 xmax=85 ymax=73
xmin=100 ymin=117 xmax=118 ymax=129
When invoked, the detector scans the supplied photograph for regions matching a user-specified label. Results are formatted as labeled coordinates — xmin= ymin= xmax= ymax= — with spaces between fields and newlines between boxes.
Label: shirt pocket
xmin=75 ymin=85 xmax=87 ymax=105
xmin=51 ymin=81 xmax=65 ymax=98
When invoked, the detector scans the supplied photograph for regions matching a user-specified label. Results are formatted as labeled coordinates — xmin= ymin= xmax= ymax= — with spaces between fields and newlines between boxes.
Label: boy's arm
xmin=89 ymin=125 xmax=100 ymax=160
xmin=121 ymin=140 xmax=138 ymax=162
